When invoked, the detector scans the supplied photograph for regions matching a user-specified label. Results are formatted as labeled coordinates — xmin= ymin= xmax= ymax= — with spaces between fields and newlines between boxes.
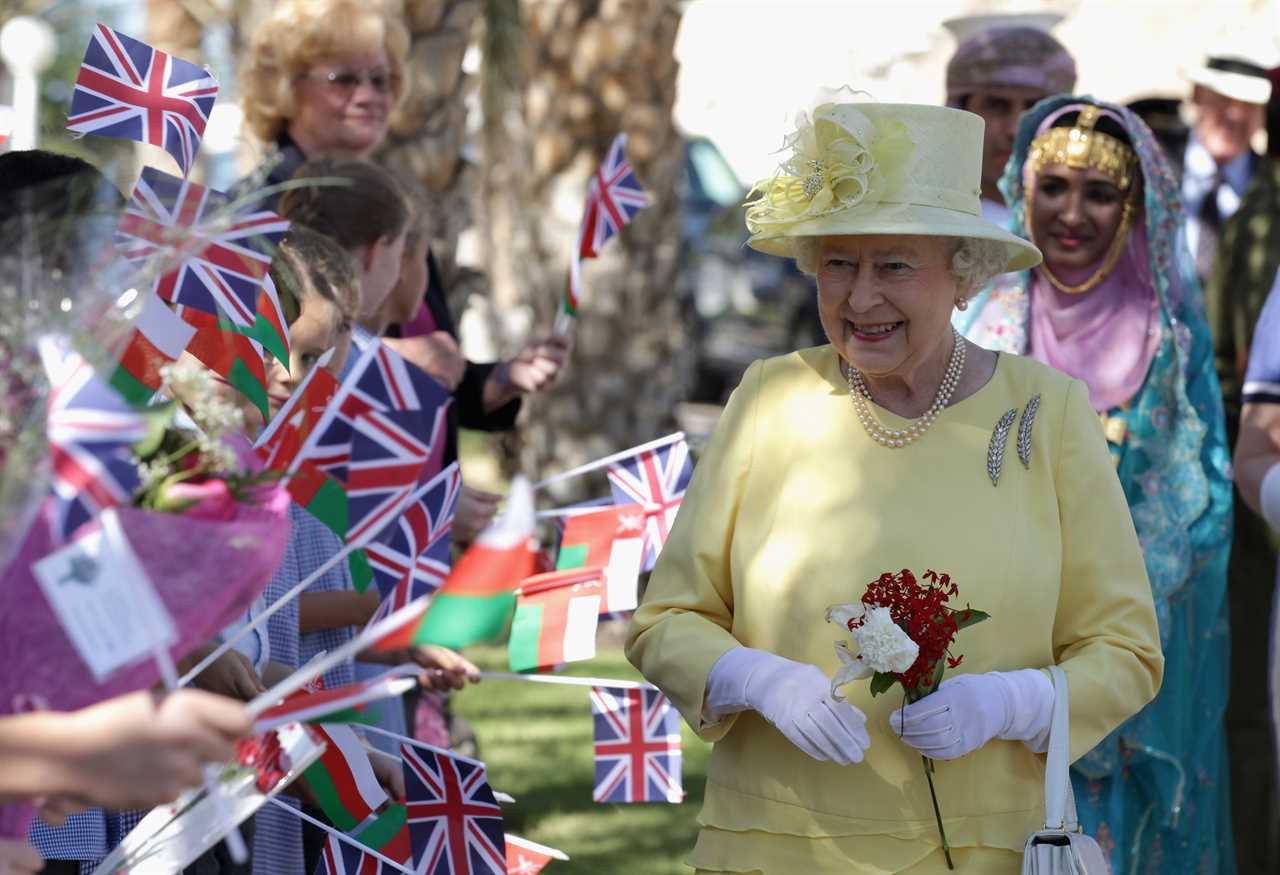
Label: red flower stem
xmin=922 ymin=755 xmax=954 ymax=870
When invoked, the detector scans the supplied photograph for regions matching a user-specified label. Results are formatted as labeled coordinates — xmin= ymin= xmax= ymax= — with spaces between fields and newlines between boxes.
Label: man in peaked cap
xmin=944 ymin=13 xmax=1077 ymax=228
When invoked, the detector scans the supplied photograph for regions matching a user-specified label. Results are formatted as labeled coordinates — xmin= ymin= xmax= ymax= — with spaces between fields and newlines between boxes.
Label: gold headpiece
xmin=1027 ymin=105 xmax=1135 ymax=190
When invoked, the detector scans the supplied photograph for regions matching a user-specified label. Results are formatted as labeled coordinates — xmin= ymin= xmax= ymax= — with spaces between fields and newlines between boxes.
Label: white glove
xmin=889 ymin=669 xmax=1053 ymax=761
xmin=705 ymin=647 xmax=871 ymax=765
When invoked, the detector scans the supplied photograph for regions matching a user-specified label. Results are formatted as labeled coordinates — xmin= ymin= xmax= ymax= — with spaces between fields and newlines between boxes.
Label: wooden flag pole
xmin=532 ymin=432 xmax=684 ymax=492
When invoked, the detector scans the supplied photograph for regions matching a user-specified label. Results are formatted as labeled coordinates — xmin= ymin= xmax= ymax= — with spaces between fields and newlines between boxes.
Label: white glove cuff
xmin=1260 ymin=462 xmax=1280 ymax=532
xmin=994 ymin=668 xmax=1055 ymax=753
xmin=702 ymin=646 xmax=784 ymax=724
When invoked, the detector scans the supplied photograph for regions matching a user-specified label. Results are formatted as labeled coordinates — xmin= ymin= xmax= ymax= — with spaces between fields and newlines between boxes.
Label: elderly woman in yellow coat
xmin=625 ymin=101 xmax=1164 ymax=875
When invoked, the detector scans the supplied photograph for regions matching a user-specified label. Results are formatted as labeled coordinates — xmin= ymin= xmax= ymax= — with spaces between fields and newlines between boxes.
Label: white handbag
xmin=1021 ymin=666 xmax=1110 ymax=875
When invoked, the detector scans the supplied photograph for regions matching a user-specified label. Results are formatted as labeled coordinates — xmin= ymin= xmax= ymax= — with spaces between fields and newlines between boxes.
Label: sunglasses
xmin=300 ymin=67 xmax=399 ymax=96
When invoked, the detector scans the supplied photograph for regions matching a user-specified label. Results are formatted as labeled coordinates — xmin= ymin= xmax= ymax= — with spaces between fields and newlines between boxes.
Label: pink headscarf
xmin=1025 ymin=105 xmax=1161 ymax=412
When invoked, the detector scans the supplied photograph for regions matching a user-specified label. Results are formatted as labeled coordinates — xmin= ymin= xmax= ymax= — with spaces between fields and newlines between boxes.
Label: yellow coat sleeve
xmin=625 ymin=361 xmax=761 ymax=741
xmin=1051 ymin=378 xmax=1165 ymax=761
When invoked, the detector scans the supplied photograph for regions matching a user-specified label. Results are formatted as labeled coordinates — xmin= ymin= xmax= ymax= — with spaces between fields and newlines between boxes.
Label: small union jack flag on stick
xmin=67 ymin=23 xmax=218 ymax=177
xmin=117 ymin=167 xmax=289 ymax=331
xmin=606 ymin=436 xmax=693 ymax=571
xmin=402 ymin=742 xmax=507 ymax=875
xmin=367 ymin=462 xmax=462 ymax=622
xmin=589 ymin=685 xmax=683 ymax=804
xmin=557 ymin=132 xmax=650 ymax=331
xmin=39 ymin=338 xmax=147 ymax=542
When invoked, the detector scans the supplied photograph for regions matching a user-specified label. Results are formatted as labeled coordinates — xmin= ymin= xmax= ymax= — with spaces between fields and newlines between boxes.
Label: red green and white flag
xmin=109 ymin=292 xmax=196 ymax=404
xmin=507 ymin=570 xmax=601 ymax=673
xmin=505 ymin=833 xmax=567 ymax=874
xmin=176 ymin=304 xmax=270 ymax=421
xmin=303 ymin=723 xmax=390 ymax=833
xmin=375 ymin=477 xmax=536 ymax=652
xmin=351 ymin=802 xmax=412 ymax=864
xmin=555 ymin=503 xmax=645 ymax=613
xmin=253 ymin=668 xmax=417 ymax=733
xmin=228 ymin=275 xmax=291 ymax=369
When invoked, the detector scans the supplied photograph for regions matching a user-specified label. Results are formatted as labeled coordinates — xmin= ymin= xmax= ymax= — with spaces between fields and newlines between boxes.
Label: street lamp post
xmin=0 ymin=15 xmax=58 ymax=151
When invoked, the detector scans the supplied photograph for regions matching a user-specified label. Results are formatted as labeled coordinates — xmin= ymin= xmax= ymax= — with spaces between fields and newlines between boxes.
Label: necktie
xmin=1195 ymin=173 xmax=1223 ymax=284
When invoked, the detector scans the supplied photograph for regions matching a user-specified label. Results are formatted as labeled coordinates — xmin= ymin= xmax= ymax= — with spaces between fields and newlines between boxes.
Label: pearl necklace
xmin=845 ymin=328 xmax=966 ymax=448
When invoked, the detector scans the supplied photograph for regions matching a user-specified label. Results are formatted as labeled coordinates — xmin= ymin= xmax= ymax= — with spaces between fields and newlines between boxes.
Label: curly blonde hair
xmin=240 ymin=0 xmax=410 ymax=144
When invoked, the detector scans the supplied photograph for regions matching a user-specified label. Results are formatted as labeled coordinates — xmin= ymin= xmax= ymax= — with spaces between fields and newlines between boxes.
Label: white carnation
xmin=852 ymin=606 xmax=919 ymax=674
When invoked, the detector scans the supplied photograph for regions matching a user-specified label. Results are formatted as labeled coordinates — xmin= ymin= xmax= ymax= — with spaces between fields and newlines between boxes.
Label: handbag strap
xmin=1044 ymin=665 xmax=1079 ymax=831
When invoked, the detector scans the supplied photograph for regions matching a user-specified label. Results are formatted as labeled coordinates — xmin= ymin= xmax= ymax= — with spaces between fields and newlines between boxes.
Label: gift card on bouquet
xmin=90 ymin=722 xmax=325 ymax=875
xmin=31 ymin=508 xmax=176 ymax=682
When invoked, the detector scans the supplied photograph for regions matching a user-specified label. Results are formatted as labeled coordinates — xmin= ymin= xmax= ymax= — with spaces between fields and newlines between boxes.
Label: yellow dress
xmin=626 ymin=346 xmax=1164 ymax=874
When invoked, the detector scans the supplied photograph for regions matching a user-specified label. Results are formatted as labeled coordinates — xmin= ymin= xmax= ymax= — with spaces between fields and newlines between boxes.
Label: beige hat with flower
xmin=745 ymin=102 xmax=1042 ymax=272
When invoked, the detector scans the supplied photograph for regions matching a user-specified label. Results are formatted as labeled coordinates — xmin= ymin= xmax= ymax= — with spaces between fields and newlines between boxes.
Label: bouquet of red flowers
xmin=826 ymin=569 xmax=988 ymax=870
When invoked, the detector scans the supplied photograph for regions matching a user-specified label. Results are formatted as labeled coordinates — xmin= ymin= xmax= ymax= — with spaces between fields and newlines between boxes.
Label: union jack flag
xmin=294 ymin=341 xmax=451 ymax=484
xmin=39 ymin=339 xmax=147 ymax=542
xmin=562 ymin=133 xmax=650 ymax=319
xmin=117 ymin=167 xmax=289 ymax=330
xmin=578 ymin=133 xmax=650 ymax=259
xmin=401 ymin=743 xmax=506 ymax=875
xmin=67 ymin=24 xmax=218 ymax=177
xmin=367 ymin=463 xmax=462 ymax=621
xmin=346 ymin=409 xmax=434 ymax=548
xmin=605 ymin=437 xmax=693 ymax=571
xmin=589 ymin=686 xmax=682 ymax=804
xmin=314 ymin=832 xmax=391 ymax=875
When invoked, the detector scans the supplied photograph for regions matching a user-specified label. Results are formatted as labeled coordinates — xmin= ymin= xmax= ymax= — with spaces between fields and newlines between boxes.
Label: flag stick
xmin=535 ymin=504 xmax=612 ymax=520
xmin=507 ymin=834 xmax=571 ymax=862
xmin=178 ymin=466 xmax=456 ymax=688
xmin=102 ymin=504 xmax=252 ymax=867
xmin=356 ymin=722 xmax=487 ymax=769
xmin=532 ymin=432 xmax=684 ymax=492
xmin=268 ymin=798 xmax=414 ymax=875
xmin=477 ymin=672 xmax=655 ymax=691
xmin=252 ymin=676 xmax=418 ymax=733
xmin=356 ymin=736 xmax=516 ymax=803
xmin=248 ymin=600 xmax=430 ymax=719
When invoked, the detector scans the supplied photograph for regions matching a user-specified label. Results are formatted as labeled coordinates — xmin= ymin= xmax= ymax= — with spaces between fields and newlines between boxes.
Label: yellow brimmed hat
xmin=745 ymin=102 xmax=1042 ymax=272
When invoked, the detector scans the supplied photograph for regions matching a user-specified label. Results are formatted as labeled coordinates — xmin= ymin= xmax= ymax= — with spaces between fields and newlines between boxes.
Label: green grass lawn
xmin=453 ymin=632 xmax=711 ymax=874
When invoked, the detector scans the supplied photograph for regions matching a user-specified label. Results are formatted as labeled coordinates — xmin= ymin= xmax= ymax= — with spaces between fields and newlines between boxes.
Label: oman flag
xmin=507 ymin=570 xmax=601 ymax=673
xmin=505 ymin=833 xmax=566 ymax=874
xmin=351 ymin=803 xmax=411 ymax=866
xmin=303 ymin=723 xmax=390 ymax=833
xmin=228 ymin=274 xmax=291 ymax=369
xmin=109 ymin=292 xmax=196 ymax=404
xmin=375 ymin=477 xmax=536 ymax=652
xmin=177 ymin=304 xmax=270 ymax=421
xmin=555 ymin=503 xmax=646 ymax=613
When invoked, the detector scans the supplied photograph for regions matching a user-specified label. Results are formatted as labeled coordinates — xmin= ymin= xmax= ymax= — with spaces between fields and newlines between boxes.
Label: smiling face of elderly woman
xmin=813 ymin=234 xmax=965 ymax=382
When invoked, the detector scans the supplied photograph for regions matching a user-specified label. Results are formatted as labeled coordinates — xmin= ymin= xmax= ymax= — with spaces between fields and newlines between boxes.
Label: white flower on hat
xmin=826 ymin=602 xmax=919 ymax=700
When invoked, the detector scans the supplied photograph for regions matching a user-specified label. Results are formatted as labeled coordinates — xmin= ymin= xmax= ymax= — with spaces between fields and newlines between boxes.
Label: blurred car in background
xmin=676 ymin=136 xmax=823 ymax=403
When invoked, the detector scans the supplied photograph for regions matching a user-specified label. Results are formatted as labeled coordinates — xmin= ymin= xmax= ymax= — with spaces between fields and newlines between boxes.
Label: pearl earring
xmin=955 ymin=296 xmax=969 ymax=312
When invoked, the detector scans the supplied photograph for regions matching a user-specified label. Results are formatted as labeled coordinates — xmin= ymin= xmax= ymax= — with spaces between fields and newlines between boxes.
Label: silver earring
xmin=955 ymin=296 xmax=969 ymax=312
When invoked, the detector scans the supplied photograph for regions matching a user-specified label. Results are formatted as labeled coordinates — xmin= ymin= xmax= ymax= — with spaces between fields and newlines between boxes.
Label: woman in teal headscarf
xmin=955 ymin=95 xmax=1234 ymax=873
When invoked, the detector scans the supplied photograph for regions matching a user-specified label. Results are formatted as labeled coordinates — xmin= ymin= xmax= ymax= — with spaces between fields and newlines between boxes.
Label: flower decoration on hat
xmin=745 ymin=103 xmax=915 ymax=236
